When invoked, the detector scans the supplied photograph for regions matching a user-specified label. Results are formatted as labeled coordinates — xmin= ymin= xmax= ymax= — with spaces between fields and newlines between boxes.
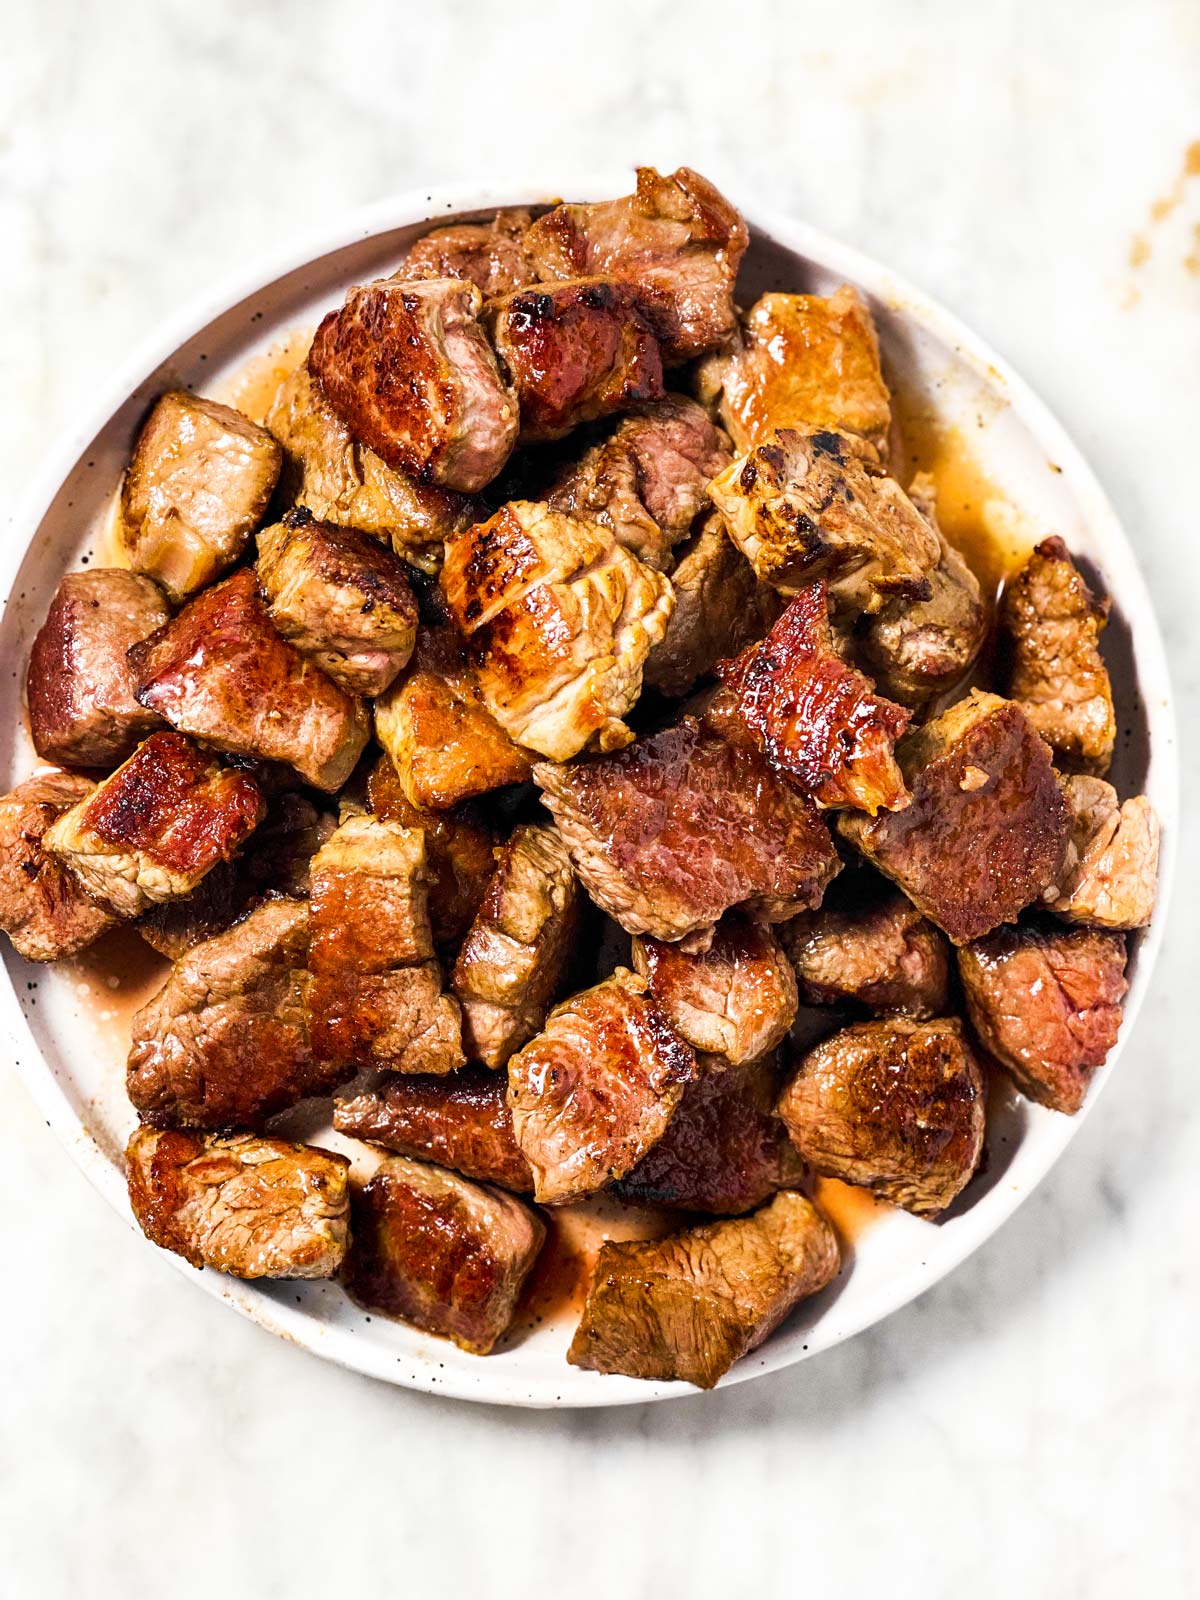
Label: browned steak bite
xmin=334 ymin=1069 xmax=533 ymax=1192
xmin=615 ymin=1052 xmax=806 ymax=1214
xmin=440 ymin=501 xmax=674 ymax=761
xmin=697 ymin=286 xmax=892 ymax=457
xmin=957 ymin=924 xmax=1127 ymax=1114
xmin=838 ymin=691 xmax=1072 ymax=945
xmin=779 ymin=889 xmax=950 ymax=1018
xmin=719 ymin=581 xmax=911 ymax=812
xmin=126 ymin=1127 xmax=349 ymax=1278
xmin=567 ymin=1189 xmax=839 ymax=1388
xmin=486 ymin=277 xmax=664 ymax=442
xmin=127 ymin=899 xmax=345 ymax=1128
xmin=535 ymin=718 xmax=841 ymax=942
xmin=256 ymin=509 xmax=418 ymax=696
xmin=27 ymin=569 xmax=170 ymax=768
xmin=308 ymin=274 xmax=518 ymax=493
xmin=128 ymin=568 xmax=370 ymax=792
xmin=43 ymin=732 xmax=264 ymax=919
xmin=779 ymin=1017 xmax=986 ymax=1216
xmin=1001 ymin=536 xmax=1115 ymax=774
xmin=708 ymin=427 xmax=939 ymax=612
xmin=343 ymin=1155 xmax=544 ymax=1354
xmin=526 ymin=167 xmax=749 ymax=363
xmin=451 ymin=824 xmax=581 ymax=1068
xmin=549 ymin=396 xmax=733 ymax=570
xmin=507 ymin=969 xmax=696 ymax=1204
xmin=0 ymin=772 xmax=117 ymax=960
xmin=1048 ymin=775 xmax=1159 ymax=929
xmin=120 ymin=390 xmax=282 ymax=602
xmin=374 ymin=623 xmax=534 ymax=810
xmin=632 ymin=918 xmax=798 ymax=1065
xmin=402 ymin=209 xmax=536 ymax=298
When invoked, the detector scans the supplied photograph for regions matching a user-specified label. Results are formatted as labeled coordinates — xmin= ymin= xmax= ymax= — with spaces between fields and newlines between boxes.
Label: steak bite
xmin=451 ymin=824 xmax=582 ymax=1068
xmin=440 ymin=501 xmax=674 ymax=761
xmin=126 ymin=899 xmax=346 ymax=1129
xmin=402 ymin=209 xmax=536 ymax=298
xmin=0 ymin=772 xmax=116 ymax=961
xmin=506 ymin=969 xmax=697 ymax=1204
xmin=957 ymin=924 xmax=1128 ymax=1114
xmin=43 ymin=732 xmax=264 ymax=920
xmin=26 ymin=569 xmax=170 ymax=768
xmin=534 ymin=719 xmax=841 ymax=942
xmin=614 ymin=1052 xmax=806 ymax=1214
xmin=779 ymin=890 xmax=950 ymax=1018
xmin=256 ymin=509 xmax=418 ymax=696
xmin=1048 ymin=775 xmax=1160 ymax=930
xmin=719 ymin=582 xmax=911 ymax=812
xmin=526 ymin=166 xmax=749 ymax=362
xmin=708 ymin=427 xmax=939 ymax=612
xmin=308 ymin=274 xmax=518 ymax=493
xmin=126 ymin=1127 xmax=349 ymax=1278
xmin=128 ymin=568 xmax=370 ymax=793
xmin=486 ymin=277 xmax=664 ymax=442
xmin=1001 ymin=536 xmax=1116 ymax=774
xmin=779 ymin=1017 xmax=986 ymax=1216
xmin=697 ymin=286 xmax=892 ymax=457
xmin=632 ymin=918 xmax=798 ymax=1065
xmin=567 ymin=1189 xmax=839 ymax=1388
xmin=334 ymin=1069 xmax=532 ymax=1192
xmin=838 ymin=691 xmax=1072 ymax=945
xmin=343 ymin=1155 xmax=544 ymax=1354
xmin=308 ymin=966 xmax=465 ymax=1075
xmin=120 ymin=390 xmax=282 ymax=602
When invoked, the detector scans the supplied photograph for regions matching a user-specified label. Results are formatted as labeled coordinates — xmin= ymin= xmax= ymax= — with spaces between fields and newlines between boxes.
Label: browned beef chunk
xmin=615 ymin=1052 xmax=806 ymax=1214
xmin=126 ymin=1127 xmax=349 ymax=1278
xmin=0 ymin=772 xmax=116 ymax=960
xmin=839 ymin=692 xmax=1071 ymax=944
xmin=307 ymin=966 xmax=465 ymax=1075
xmin=1048 ymin=775 xmax=1159 ymax=930
xmin=779 ymin=890 xmax=950 ymax=1018
xmin=343 ymin=1156 xmax=544 ymax=1354
xmin=402 ymin=209 xmax=536 ymax=297
xmin=957 ymin=924 xmax=1127 ymax=1114
xmin=309 ymin=275 xmax=518 ymax=493
xmin=526 ymin=167 xmax=748 ymax=362
xmin=567 ymin=1190 xmax=839 ymax=1388
xmin=534 ymin=718 xmax=840 ymax=942
xmin=308 ymin=816 xmax=432 ymax=974
xmin=27 ymin=570 xmax=169 ymax=768
xmin=1001 ymin=536 xmax=1115 ymax=774
xmin=507 ymin=969 xmax=696 ymax=1204
xmin=334 ymin=1069 xmax=532 ymax=1192
xmin=778 ymin=1016 xmax=985 ymax=1216
xmin=129 ymin=568 xmax=370 ymax=792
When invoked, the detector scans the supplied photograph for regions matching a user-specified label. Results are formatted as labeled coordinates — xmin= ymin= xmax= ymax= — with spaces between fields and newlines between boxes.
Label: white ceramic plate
xmin=0 ymin=177 xmax=1178 ymax=1407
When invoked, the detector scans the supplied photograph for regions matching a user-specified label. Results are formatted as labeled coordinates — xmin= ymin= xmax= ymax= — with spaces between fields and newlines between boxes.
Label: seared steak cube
xmin=120 ymin=390 xmax=282 ymax=601
xmin=308 ymin=274 xmax=518 ymax=493
xmin=1002 ymin=536 xmax=1115 ymax=774
xmin=838 ymin=691 xmax=1072 ymax=945
xmin=1048 ymin=775 xmax=1159 ymax=930
xmin=567 ymin=1190 xmax=839 ymax=1388
xmin=126 ymin=1127 xmax=349 ymax=1278
xmin=778 ymin=1017 xmax=986 ymax=1216
xmin=402 ymin=209 xmax=536 ymax=298
xmin=631 ymin=918 xmax=798 ymax=1065
xmin=506 ymin=969 xmax=696 ymax=1204
xmin=256 ymin=509 xmax=418 ymax=696
xmin=0 ymin=772 xmax=116 ymax=960
xmin=129 ymin=568 xmax=370 ymax=792
xmin=27 ymin=569 xmax=169 ymax=768
xmin=307 ymin=965 xmax=465 ymax=1075
xmin=451 ymin=824 xmax=581 ymax=1067
xmin=958 ymin=924 xmax=1127 ymax=1114
xmin=779 ymin=890 xmax=950 ymax=1018
xmin=534 ymin=718 xmax=841 ymax=942
xmin=343 ymin=1156 xmax=544 ymax=1353
xmin=308 ymin=816 xmax=433 ymax=974
xmin=44 ymin=731 xmax=264 ymax=919
xmin=334 ymin=1069 xmax=532 ymax=1192
xmin=441 ymin=501 xmax=674 ymax=761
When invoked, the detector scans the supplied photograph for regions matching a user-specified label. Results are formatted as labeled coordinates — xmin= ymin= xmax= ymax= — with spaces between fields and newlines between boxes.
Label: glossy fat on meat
xmin=0 ymin=771 xmax=117 ymax=961
xmin=1048 ymin=775 xmax=1159 ymax=930
xmin=778 ymin=890 xmax=950 ymax=1018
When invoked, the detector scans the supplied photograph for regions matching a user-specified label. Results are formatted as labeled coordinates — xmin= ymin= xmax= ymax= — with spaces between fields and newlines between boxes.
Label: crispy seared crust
xmin=126 ymin=1127 xmax=350 ymax=1278
xmin=1048 ymin=776 xmax=1159 ymax=929
xmin=306 ymin=965 xmax=465 ymax=1074
xmin=0 ymin=772 xmax=117 ymax=960
xmin=308 ymin=816 xmax=433 ymax=974
xmin=779 ymin=891 xmax=950 ymax=1018
xmin=402 ymin=209 xmax=536 ymax=298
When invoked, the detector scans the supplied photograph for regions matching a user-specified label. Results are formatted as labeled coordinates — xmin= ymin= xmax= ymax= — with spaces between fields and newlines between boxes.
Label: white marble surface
xmin=1 ymin=1 xmax=1197 ymax=1594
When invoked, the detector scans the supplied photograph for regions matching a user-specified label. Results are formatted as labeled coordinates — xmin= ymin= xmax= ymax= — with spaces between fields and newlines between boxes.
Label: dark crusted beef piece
xmin=402 ymin=209 xmax=536 ymax=297
xmin=0 ymin=772 xmax=116 ymax=960
xmin=779 ymin=889 xmax=950 ymax=1018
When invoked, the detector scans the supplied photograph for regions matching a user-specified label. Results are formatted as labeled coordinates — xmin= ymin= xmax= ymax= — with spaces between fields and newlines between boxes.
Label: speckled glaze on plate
xmin=0 ymin=177 xmax=1177 ymax=1407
